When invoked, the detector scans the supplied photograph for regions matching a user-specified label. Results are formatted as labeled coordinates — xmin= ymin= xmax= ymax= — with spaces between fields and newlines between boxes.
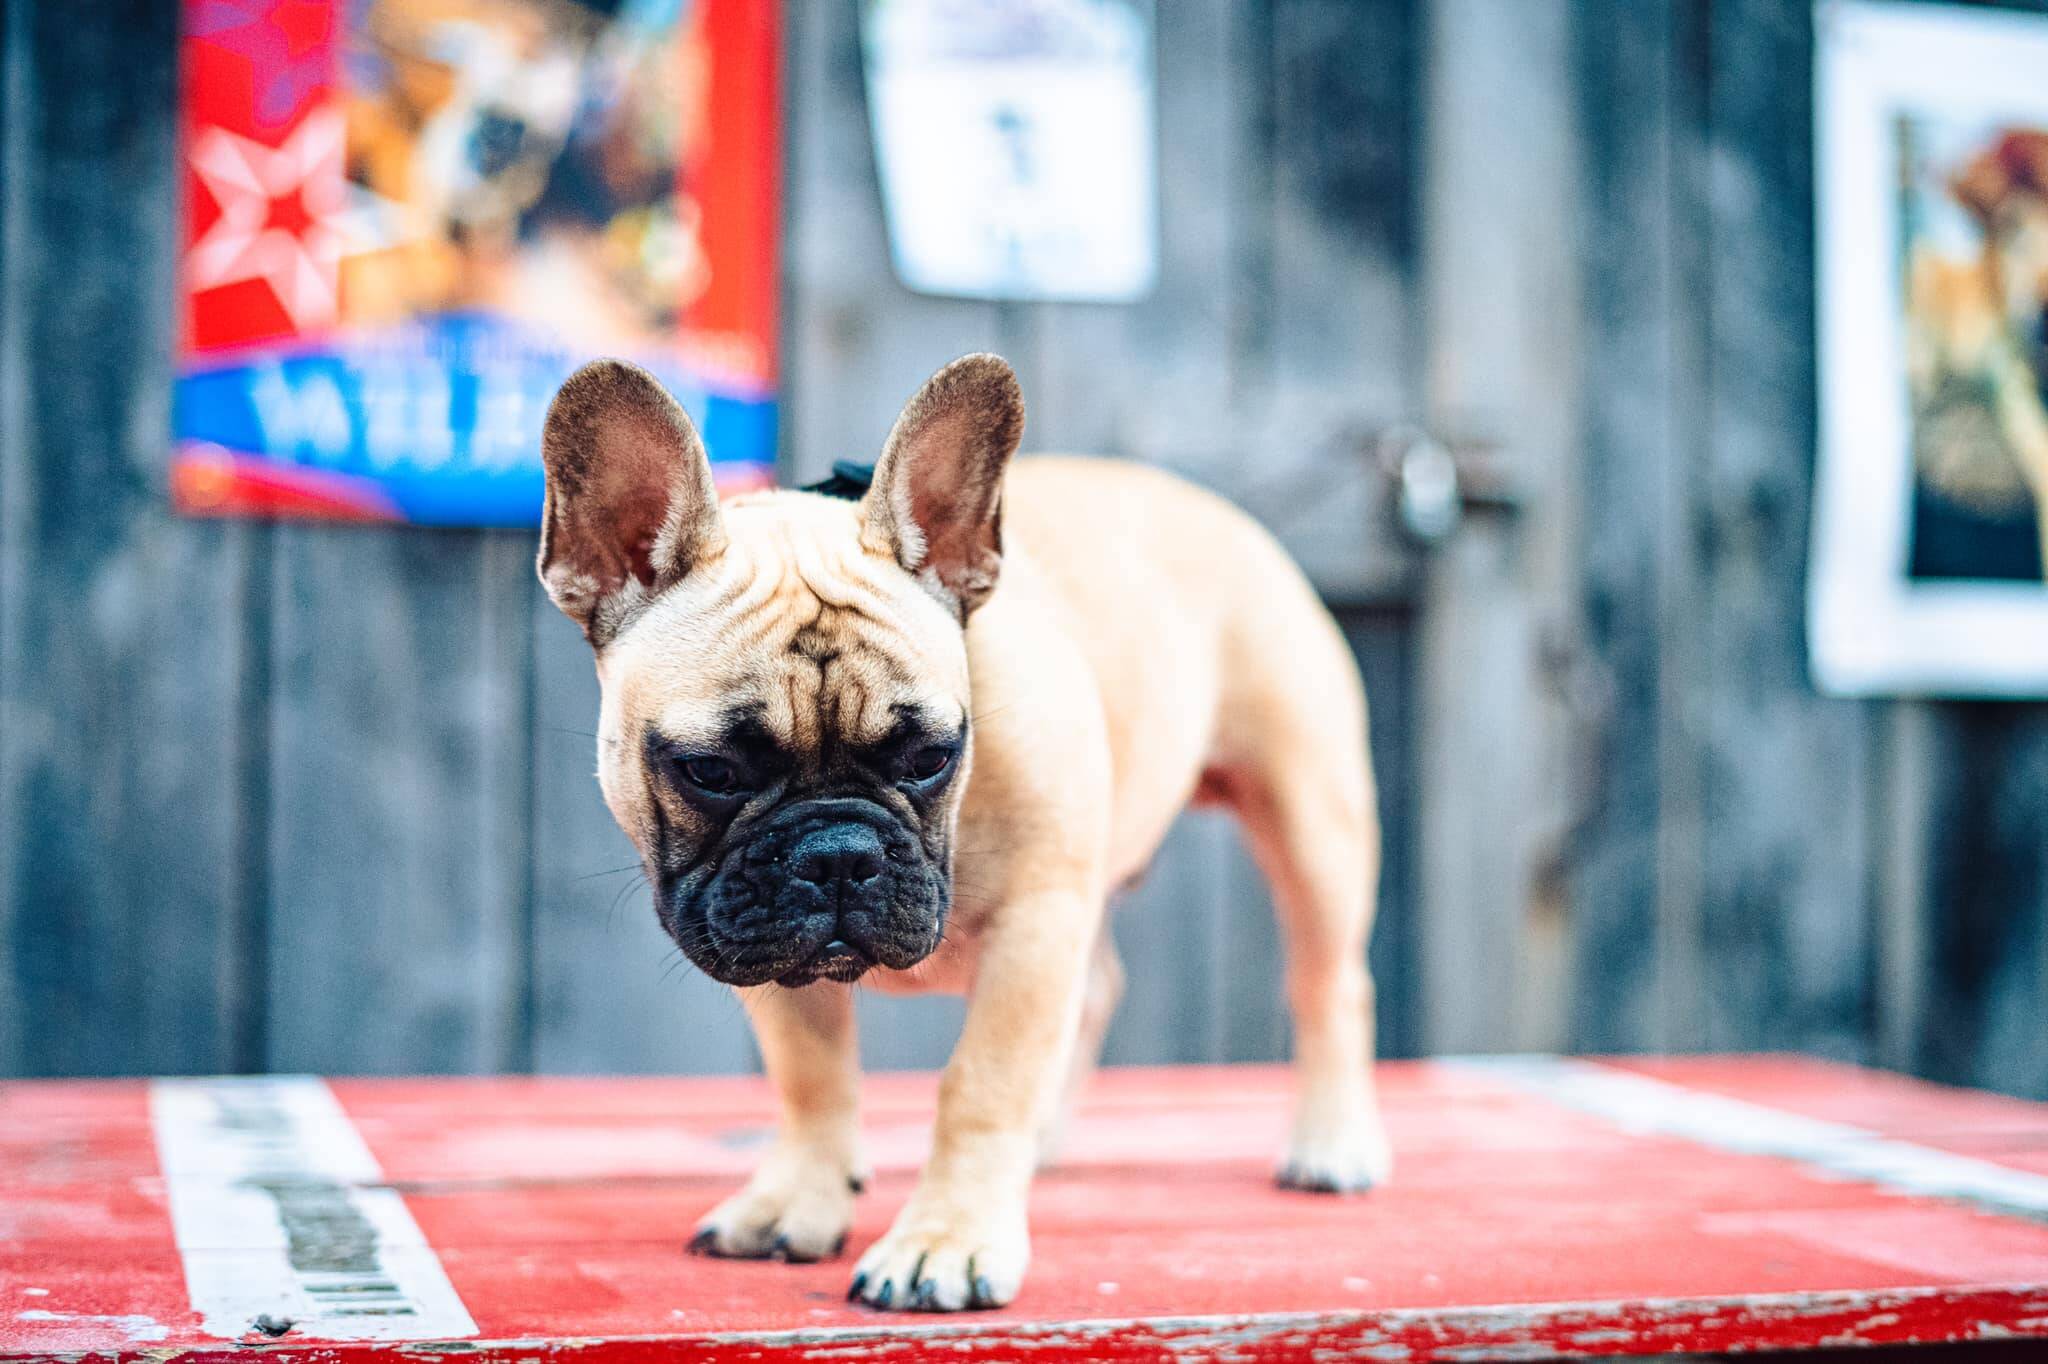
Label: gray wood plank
xmin=1024 ymin=0 xmax=1242 ymax=464
xmin=857 ymin=993 xmax=968 ymax=1073
xmin=0 ymin=0 xmax=255 ymax=1077
xmin=1696 ymin=0 xmax=1871 ymax=1057
xmin=1874 ymin=702 xmax=1937 ymax=1075
xmin=1247 ymin=0 xmax=1419 ymax=602
xmin=1896 ymin=705 xmax=2048 ymax=1101
xmin=1565 ymin=0 xmax=1700 ymax=1054
xmin=528 ymin=595 xmax=758 ymax=1075
xmin=262 ymin=528 xmax=530 ymax=1075
xmin=1411 ymin=0 xmax=1582 ymax=1056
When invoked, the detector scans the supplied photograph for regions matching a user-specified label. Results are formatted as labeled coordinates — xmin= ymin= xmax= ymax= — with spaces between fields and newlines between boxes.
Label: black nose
xmin=789 ymin=823 xmax=885 ymax=888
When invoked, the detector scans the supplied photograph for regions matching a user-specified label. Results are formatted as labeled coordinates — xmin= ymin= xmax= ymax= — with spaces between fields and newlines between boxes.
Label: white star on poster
xmin=186 ymin=108 xmax=352 ymax=331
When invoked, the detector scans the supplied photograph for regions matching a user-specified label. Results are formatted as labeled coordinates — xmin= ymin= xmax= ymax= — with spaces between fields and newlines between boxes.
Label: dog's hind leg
xmin=1232 ymin=762 xmax=1391 ymax=1192
xmin=1038 ymin=922 xmax=1124 ymax=1166
xmin=1204 ymin=659 xmax=1391 ymax=1195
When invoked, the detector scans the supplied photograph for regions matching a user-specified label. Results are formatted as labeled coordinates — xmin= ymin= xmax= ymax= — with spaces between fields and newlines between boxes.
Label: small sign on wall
xmin=1811 ymin=0 xmax=2048 ymax=695
xmin=173 ymin=0 xmax=779 ymax=525
xmin=861 ymin=0 xmax=1158 ymax=303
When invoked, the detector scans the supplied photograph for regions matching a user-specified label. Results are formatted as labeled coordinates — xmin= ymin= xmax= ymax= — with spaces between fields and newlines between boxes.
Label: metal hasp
xmin=1374 ymin=425 xmax=1522 ymax=545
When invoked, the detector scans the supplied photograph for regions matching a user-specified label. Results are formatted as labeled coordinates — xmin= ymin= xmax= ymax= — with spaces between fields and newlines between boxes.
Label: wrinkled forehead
xmin=606 ymin=496 xmax=970 ymax=750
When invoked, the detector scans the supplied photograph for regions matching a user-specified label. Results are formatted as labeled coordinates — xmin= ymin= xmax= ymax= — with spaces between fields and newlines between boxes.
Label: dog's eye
xmin=903 ymin=745 xmax=956 ymax=782
xmin=678 ymin=755 xmax=743 ymax=795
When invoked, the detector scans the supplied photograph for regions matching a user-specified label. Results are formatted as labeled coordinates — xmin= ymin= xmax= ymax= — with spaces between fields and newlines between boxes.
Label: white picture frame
xmin=1810 ymin=0 xmax=2048 ymax=697
xmin=860 ymin=0 xmax=1158 ymax=303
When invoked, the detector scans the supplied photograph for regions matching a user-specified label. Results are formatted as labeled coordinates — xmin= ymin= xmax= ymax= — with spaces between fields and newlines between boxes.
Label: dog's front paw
xmin=1277 ymin=1105 xmax=1393 ymax=1194
xmin=847 ymin=1199 xmax=1028 ymax=1311
xmin=689 ymin=1146 xmax=865 ymax=1262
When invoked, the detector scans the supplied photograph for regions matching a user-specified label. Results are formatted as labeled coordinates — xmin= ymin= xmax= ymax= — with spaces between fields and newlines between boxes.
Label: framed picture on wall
xmin=861 ymin=0 xmax=1158 ymax=302
xmin=1810 ymin=0 xmax=2048 ymax=696
xmin=172 ymin=0 xmax=779 ymax=525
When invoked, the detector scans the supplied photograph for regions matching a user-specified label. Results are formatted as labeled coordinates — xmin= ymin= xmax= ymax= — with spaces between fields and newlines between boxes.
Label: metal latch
xmin=1372 ymin=426 xmax=1520 ymax=545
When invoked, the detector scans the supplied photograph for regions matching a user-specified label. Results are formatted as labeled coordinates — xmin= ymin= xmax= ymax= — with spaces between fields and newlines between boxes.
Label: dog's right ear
xmin=538 ymin=360 xmax=727 ymax=647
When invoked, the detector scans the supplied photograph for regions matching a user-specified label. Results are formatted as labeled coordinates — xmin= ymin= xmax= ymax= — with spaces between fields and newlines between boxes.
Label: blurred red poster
xmin=174 ymin=0 xmax=778 ymax=524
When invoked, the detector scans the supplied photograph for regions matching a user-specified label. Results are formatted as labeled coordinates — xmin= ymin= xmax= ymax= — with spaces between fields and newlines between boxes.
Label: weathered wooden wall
xmin=1564 ymin=0 xmax=2048 ymax=1102
xmin=2 ymin=0 xmax=2044 ymax=1099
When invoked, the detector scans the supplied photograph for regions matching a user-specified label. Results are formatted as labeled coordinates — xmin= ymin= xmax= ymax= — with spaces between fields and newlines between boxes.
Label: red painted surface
xmin=6 ymin=1058 xmax=2048 ymax=1361
xmin=170 ymin=447 xmax=404 ymax=520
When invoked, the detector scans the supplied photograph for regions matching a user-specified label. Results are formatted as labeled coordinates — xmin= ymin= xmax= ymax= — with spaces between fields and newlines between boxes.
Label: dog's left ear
xmin=861 ymin=353 xmax=1025 ymax=617
xmin=538 ymin=360 xmax=727 ymax=647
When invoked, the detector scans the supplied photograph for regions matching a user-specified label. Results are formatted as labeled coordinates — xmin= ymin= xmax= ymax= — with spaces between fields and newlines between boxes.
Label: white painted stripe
xmin=1452 ymin=1055 xmax=2048 ymax=1225
xmin=150 ymin=1077 xmax=477 ymax=1342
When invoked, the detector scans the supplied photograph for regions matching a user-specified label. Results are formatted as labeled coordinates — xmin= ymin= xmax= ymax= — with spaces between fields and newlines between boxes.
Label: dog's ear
xmin=538 ymin=360 xmax=726 ymax=647
xmin=860 ymin=353 xmax=1024 ymax=617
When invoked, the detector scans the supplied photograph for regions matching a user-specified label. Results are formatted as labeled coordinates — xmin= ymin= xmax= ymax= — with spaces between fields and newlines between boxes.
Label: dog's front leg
xmin=849 ymin=888 xmax=1096 ymax=1311
xmin=690 ymin=982 xmax=866 ymax=1262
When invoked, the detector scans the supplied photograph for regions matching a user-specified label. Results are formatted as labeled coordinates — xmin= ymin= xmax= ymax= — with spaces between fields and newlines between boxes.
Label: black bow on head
xmin=798 ymin=461 xmax=877 ymax=501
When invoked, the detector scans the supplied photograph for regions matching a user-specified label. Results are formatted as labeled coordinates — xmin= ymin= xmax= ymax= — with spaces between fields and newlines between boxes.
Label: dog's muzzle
xmin=668 ymin=797 xmax=947 ymax=987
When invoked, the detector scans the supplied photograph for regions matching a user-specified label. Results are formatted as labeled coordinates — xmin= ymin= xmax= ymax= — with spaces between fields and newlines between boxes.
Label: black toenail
xmin=687 ymin=1228 xmax=717 ymax=1254
xmin=847 ymin=1272 xmax=867 ymax=1302
xmin=875 ymin=1280 xmax=894 ymax=1308
xmin=973 ymin=1274 xmax=995 ymax=1308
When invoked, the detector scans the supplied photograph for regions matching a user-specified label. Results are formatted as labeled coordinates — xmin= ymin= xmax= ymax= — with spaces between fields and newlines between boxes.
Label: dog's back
xmin=997 ymin=455 xmax=1375 ymax=887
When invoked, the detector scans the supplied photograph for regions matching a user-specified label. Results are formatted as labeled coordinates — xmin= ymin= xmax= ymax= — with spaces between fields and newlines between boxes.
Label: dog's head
xmin=538 ymin=355 xmax=1022 ymax=987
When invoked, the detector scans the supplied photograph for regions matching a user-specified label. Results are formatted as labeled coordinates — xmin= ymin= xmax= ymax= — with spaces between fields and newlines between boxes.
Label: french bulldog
xmin=538 ymin=353 xmax=1389 ymax=1312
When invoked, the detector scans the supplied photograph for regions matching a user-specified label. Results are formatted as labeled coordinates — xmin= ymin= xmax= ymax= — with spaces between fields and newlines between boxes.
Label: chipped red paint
xmin=7 ymin=1058 xmax=2048 ymax=1362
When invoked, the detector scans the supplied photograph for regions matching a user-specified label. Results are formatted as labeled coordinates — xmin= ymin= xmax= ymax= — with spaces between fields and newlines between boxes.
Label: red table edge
xmin=29 ymin=1282 xmax=2048 ymax=1363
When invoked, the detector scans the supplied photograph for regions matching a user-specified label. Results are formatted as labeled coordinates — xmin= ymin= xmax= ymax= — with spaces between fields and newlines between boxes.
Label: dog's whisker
xmin=574 ymin=863 xmax=644 ymax=883
xmin=606 ymin=874 xmax=650 ymax=931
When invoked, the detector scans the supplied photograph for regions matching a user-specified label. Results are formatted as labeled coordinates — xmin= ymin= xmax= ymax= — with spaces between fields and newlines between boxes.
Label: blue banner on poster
xmin=177 ymin=318 xmax=773 ymax=525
